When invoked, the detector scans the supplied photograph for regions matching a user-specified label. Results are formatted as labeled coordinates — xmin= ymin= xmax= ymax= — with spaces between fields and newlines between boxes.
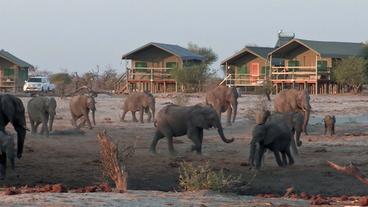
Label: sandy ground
xmin=1 ymin=93 xmax=368 ymax=205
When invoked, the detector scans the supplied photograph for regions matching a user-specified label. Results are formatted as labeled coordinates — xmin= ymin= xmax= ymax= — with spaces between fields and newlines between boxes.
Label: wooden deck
xmin=114 ymin=67 xmax=177 ymax=94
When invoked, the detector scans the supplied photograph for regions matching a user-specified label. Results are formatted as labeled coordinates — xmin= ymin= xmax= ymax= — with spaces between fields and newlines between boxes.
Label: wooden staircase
xmin=114 ymin=72 xmax=128 ymax=94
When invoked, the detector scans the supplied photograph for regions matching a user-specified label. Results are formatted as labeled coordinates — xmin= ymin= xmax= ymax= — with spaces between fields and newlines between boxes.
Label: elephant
xmin=0 ymin=94 xmax=27 ymax=179
xmin=27 ymin=96 xmax=57 ymax=137
xmin=274 ymin=89 xmax=311 ymax=135
xmin=267 ymin=112 xmax=304 ymax=155
xmin=323 ymin=115 xmax=336 ymax=136
xmin=205 ymin=86 xmax=239 ymax=125
xmin=150 ymin=104 xmax=234 ymax=155
xmin=249 ymin=110 xmax=294 ymax=169
xmin=0 ymin=131 xmax=15 ymax=172
xmin=70 ymin=95 xmax=96 ymax=129
xmin=121 ymin=92 xmax=155 ymax=123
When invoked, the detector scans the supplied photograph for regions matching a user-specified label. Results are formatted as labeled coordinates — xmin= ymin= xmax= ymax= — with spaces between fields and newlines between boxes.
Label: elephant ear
xmin=189 ymin=107 xmax=208 ymax=129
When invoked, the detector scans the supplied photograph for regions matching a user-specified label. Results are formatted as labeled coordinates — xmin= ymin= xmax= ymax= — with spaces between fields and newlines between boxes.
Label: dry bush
xmin=179 ymin=161 xmax=241 ymax=192
xmin=97 ymin=130 xmax=127 ymax=192
xmin=172 ymin=93 xmax=189 ymax=105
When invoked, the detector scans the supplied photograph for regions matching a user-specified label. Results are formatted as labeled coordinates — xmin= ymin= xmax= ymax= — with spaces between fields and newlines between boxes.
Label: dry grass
xmin=179 ymin=161 xmax=241 ymax=192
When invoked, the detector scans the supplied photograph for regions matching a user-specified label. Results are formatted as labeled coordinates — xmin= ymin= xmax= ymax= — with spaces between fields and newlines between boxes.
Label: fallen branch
xmin=326 ymin=161 xmax=368 ymax=185
xmin=97 ymin=130 xmax=127 ymax=192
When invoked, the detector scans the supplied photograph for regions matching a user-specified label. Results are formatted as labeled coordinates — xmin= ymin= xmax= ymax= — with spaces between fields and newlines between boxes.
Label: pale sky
xmin=0 ymin=0 xmax=367 ymax=77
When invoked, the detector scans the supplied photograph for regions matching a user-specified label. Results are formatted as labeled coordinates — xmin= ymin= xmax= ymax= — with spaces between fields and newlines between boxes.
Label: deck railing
xmin=127 ymin=67 xmax=174 ymax=81
xmin=223 ymin=74 xmax=267 ymax=87
xmin=271 ymin=66 xmax=331 ymax=82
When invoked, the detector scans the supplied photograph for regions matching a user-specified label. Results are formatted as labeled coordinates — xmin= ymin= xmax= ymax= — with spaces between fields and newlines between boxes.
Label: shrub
xmin=179 ymin=161 xmax=241 ymax=192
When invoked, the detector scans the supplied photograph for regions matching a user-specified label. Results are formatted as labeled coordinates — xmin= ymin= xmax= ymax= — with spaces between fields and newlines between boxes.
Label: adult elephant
xmin=0 ymin=94 xmax=27 ymax=179
xmin=28 ymin=96 xmax=57 ymax=137
xmin=70 ymin=95 xmax=96 ymax=129
xmin=274 ymin=89 xmax=311 ymax=135
xmin=121 ymin=92 xmax=155 ymax=123
xmin=150 ymin=104 xmax=234 ymax=155
xmin=249 ymin=110 xmax=294 ymax=169
xmin=205 ymin=86 xmax=239 ymax=125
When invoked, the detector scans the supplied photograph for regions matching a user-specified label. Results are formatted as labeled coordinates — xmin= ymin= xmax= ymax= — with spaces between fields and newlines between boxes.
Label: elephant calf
xmin=249 ymin=110 xmax=294 ymax=169
xmin=121 ymin=92 xmax=155 ymax=123
xmin=70 ymin=95 xmax=96 ymax=129
xmin=28 ymin=96 xmax=57 ymax=137
xmin=0 ymin=131 xmax=15 ymax=179
xmin=150 ymin=104 xmax=234 ymax=155
xmin=323 ymin=115 xmax=336 ymax=136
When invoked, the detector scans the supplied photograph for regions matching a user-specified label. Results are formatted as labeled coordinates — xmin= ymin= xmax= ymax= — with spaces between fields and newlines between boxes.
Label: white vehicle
xmin=23 ymin=76 xmax=55 ymax=93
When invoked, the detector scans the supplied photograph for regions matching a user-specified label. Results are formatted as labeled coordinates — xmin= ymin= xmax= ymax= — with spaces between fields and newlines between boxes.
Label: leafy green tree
xmin=333 ymin=57 xmax=368 ymax=93
xmin=171 ymin=43 xmax=218 ymax=92
xmin=50 ymin=73 xmax=72 ymax=97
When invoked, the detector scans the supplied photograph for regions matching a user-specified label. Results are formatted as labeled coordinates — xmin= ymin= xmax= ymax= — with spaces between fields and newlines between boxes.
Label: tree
xmin=333 ymin=57 xmax=368 ymax=93
xmin=171 ymin=43 xmax=218 ymax=92
xmin=50 ymin=73 xmax=72 ymax=97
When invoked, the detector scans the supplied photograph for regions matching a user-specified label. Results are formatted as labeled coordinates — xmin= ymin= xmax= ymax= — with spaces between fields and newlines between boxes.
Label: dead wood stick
xmin=97 ymin=130 xmax=127 ymax=192
xmin=326 ymin=161 xmax=368 ymax=185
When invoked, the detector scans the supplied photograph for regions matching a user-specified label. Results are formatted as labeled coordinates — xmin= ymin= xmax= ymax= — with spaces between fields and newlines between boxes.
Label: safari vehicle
xmin=23 ymin=76 xmax=55 ymax=93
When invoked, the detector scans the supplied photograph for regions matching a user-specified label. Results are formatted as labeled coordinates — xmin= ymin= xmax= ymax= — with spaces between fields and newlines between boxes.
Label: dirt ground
xmin=1 ymin=93 xmax=368 ymax=197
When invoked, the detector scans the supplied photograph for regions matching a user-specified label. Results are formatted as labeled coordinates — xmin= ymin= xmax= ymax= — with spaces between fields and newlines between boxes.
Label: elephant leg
xmin=41 ymin=114 xmax=49 ymax=137
xmin=285 ymin=148 xmax=294 ymax=165
xmin=255 ymin=145 xmax=266 ymax=169
xmin=324 ymin=123 xmax=327 ymax=135
xmin=226 ymin=106 xmax=232 ymax=126
xmin=296 ymin=130 xmax=302 ymax=147
xmin=166 ymin=135 xmax=176 ymax=155
xmin=120 ymin=110 xmax=128 ymax=122
xmin=273 ymin=151 xmax=284 ymax=167
xmin=149 ymin=130 xmax=165 ymax=154
xmin=83 ymin=112 xmax=92 ymax=129
xmin=290 ymin=130 xmax=299 ymax=155
xmin=30 ymin=119 xmax=36 ymax=135
xmin=139 ymin=107 xmax=144 ymax=123
xmin=132 ymin=111 xmax=138 ymax=122
xmin=332 ymin=125 xmax=335 ymax=135
xmin=35 ymin=121 xmax=42 ymax=134
xmin=71 ymin=114 xmax=78 ymax=128
xmin=281 ymin=152 xmax=288 ymax=166
xmin=146 ymin=109 xmax=152 ymax=122
xmin=0 ymin=153 xmax=6 ymax=180
xmin=188 ymin=127 xmax=202 ymax=154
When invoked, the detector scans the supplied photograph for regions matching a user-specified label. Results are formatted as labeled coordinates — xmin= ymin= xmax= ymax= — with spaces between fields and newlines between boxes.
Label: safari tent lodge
xmin=269 ymin=39 xmax=366 ymax=94
xmin=115 ymin=42 xmax=204 ymax=94
xmin=0 ymin=49 xmax=33 ymax=92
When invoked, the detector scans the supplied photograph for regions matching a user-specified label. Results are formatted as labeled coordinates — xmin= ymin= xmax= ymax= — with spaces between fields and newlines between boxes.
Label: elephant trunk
xmin=214 ymin=119 xmax=234 ymax=143
xmin=48 ymin=113 xmax=55 ymax=132
xmin=303 ymin=109 xmax=310 ymax=135
xmin=249 ymin=141 xmax=257 ymax=166
xmin=92 ymin=109 xmax=96 ymax=125
xmin=16 ymin=126 xmax=26 ymax=159
xmin=232 ymin=103 xmax=237 ymax=123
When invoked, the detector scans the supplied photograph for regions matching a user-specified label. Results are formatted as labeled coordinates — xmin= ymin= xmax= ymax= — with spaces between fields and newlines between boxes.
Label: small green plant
xmin=179 ymin=161 xmax=241 ymax=192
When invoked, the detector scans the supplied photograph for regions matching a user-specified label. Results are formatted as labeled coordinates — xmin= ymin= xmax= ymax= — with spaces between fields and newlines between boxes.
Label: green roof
xmin=221 ymin=46 xmax=274 ymax=65
xmin=270 ymin=39 xmax=366 ymax=58
xmin=0 ymin=49 xmax=33 ymax=68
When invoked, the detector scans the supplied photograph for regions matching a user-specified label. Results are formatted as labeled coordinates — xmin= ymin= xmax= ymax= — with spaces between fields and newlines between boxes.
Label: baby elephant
xmin=323 ymin=115 xmax=336 ymax=136
xmin=249 ymin=110 xmax=294 ymax=169
xmin=121 ymin=92 xmax=155 ymax=123
xmin=0 ymin=131 xmax=15 ymax=179
xmin=28 ymin=96 xmax=57 ymax=137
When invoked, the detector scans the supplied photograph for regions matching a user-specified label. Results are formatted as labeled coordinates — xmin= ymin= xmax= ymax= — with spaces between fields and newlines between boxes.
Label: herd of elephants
xmin=0 ymin=85 xmax=337 ymax=181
